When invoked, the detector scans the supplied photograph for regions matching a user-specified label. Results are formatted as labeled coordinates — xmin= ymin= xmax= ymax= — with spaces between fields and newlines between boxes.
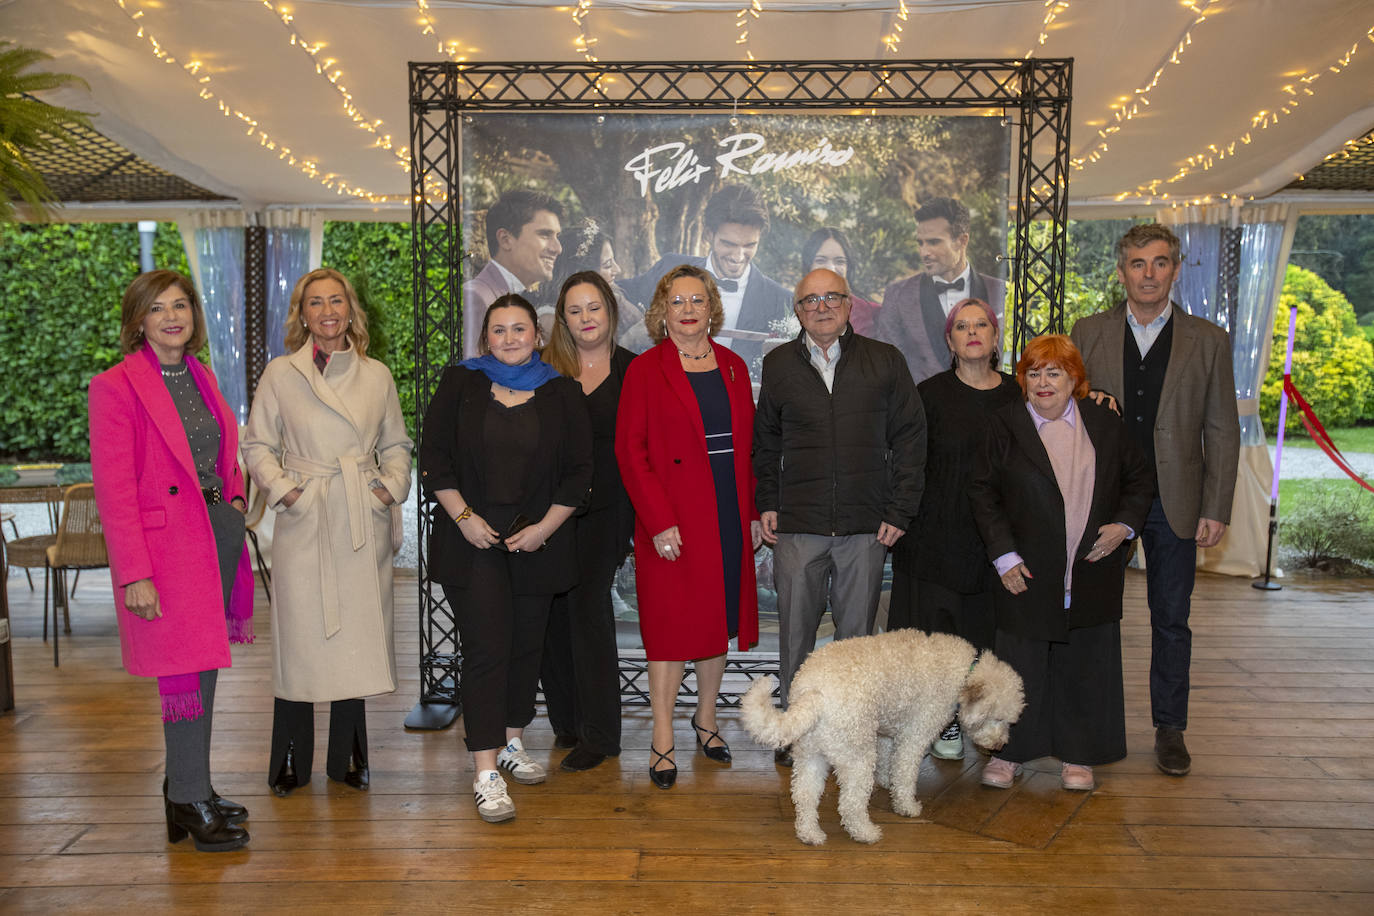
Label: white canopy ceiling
xmin=4 ymin=0 xmax=1373 ymax=217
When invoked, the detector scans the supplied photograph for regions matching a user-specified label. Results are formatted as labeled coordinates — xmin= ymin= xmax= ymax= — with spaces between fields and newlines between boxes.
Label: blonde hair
xmin=544 ymin=271 xmax=619 ymax=378
xmin=284 ymin=268 xmax=370 ymax=356
xmin=119 ymin=270 xmax=207 ymax=356
xmin=643 ymin=263 xmax=725 ymax=345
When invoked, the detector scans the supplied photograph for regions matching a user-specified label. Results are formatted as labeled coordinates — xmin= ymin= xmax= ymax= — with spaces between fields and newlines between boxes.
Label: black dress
xmin=889 ymin=369 xmax=1020 ymax=650
xmin=687 ymin=370 xmax=741 ymax=638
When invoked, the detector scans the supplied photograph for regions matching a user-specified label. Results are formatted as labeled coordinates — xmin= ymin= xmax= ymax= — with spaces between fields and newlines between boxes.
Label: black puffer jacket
xmin=753 ymin=327 xmax=926 ymax=535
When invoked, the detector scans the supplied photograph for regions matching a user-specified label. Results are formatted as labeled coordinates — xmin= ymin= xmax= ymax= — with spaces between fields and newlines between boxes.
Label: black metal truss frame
xmin=407 ymin=59 xmax=1072 ymax=722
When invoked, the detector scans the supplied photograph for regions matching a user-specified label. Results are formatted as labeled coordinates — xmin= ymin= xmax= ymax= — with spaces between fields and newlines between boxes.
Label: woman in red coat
xmin=615 ymin=264 xmax=762 ymax=790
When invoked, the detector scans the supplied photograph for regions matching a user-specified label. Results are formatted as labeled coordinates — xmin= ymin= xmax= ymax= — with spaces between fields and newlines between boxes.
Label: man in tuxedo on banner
xmin=462 ymin=189 xmax=563 ymax=357
xmin=620 ymin=184 xmax=791 ymax=375
xmin=875 ymin=196 xmax=1006 ymax=384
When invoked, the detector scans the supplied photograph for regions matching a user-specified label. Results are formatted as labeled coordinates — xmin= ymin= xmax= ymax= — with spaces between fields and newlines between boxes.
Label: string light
xmin=414 ymin=0 xmax=464 ymax=61
xmin=258 ymin=1 xmax=445 ymax=203
xmin=736 ymin=0 xmax=763 ymax=62
xmin=1112 ymin=23 xmax=1374 ymax=202
xmin=881 ymin=1 xmax=909 ymax=56
xmin=1072 ymin=1 xmax=1216 ymax=170
xmin=571 ymin=1 xmax=599 ymax=63
xmin=1024 ymin=0 xmax=1070 ymax=59
xmin=110 ymin=0 xmax=402 ymax=203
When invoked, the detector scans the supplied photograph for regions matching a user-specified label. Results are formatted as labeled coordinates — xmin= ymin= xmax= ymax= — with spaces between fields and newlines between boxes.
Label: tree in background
xmin=1289 ymin=213 xmax=1374 ymax=321
xmin=1260 ymin=265 xmax=1374 ymax=433
xmin=0 ymin=43 xmax=91 ymax=221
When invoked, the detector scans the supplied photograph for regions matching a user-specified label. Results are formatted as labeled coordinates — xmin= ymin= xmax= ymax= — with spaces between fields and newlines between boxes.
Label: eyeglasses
xmin=796 ymin=292 xmax=849 ymax=311
xmin=669 ymin=295 xmax=709 ymax=310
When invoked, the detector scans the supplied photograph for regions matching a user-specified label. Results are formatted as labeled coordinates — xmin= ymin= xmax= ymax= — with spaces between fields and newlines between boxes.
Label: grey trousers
xmin=774 ymin=532 xmax=887 ymax=706
xmin=164 ymin=669 xmax=217 ymax=803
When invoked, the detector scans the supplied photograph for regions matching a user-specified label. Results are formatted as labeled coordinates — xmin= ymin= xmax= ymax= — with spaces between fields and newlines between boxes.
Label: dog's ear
xmin=960 ymin=679 xmax=986 ymax=711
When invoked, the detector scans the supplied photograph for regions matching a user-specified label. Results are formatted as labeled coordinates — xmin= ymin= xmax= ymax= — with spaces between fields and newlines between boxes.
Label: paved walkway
xmin=1268 ymin=445 xmax=1374 ymax=480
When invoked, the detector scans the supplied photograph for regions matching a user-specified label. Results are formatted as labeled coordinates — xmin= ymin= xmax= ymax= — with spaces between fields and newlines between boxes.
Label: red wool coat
xmin=89 ymin=350 xmax=253 ymax=678
xmin=615 ymin=340 xmax=759 ymax=660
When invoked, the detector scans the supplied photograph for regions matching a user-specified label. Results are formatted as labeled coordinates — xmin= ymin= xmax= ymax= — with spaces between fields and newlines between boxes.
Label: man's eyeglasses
xmin=796 ymin=292 xmax=849 ymax=311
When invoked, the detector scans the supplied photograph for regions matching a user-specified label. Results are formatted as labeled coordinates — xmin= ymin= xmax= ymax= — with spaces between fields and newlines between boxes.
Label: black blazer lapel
xmin=918 ymin=275 xmax=949 ymax=370
xmin=1007 ymin=402 xmax=1059 ymax=489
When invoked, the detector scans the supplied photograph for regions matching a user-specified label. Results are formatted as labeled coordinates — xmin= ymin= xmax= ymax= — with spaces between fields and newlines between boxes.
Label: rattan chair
xmin=44 ymin=484 xmax=109 ymax=667
xmin=2 ymin=485 xmax=62 ymax=590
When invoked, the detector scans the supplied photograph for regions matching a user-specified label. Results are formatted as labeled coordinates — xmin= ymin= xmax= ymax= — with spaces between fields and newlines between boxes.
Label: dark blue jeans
xmin=1141 ymin=497 xmax=1196 ymax=730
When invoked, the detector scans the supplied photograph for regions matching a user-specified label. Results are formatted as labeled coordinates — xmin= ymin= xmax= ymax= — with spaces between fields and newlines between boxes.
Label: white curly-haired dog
xmin=742 ymin=629 xmax=1025 ymax=846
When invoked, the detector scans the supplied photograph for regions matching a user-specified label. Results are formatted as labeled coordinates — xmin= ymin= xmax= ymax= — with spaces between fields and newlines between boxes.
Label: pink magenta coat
xmin=615 ymin=339 xmax=759 ymax=660
xmin=89 ymin=349 xmax=253 ymax=678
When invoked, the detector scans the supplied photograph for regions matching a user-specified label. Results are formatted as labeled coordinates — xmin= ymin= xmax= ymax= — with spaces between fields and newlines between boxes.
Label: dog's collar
xmin=969 ymin=651 xmax=981 ymax=674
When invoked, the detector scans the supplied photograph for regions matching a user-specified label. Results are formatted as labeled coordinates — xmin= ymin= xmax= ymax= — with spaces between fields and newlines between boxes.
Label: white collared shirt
xmin=936 ymin=263 xmax=973 ymax=318
xmin=1127 ymin=302 xmax=1172 ymax=357
xmin=805 ymin=332 xmax=842 ymax=393
xmin=707 ymin=256 xmax=751 ymax=351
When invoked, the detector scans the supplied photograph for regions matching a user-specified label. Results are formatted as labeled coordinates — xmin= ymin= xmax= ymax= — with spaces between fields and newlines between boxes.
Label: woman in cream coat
xmin=243 ymin=268 xmax=413 ymax=795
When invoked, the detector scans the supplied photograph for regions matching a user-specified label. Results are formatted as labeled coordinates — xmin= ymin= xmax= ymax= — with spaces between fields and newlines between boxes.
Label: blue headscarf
xmin=458 ymin=351 xmax=563 ymax=390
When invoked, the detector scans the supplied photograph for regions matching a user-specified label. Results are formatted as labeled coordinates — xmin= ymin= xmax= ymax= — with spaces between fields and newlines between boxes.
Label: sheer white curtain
xmin=181 ymin=211 xmax=248 ymax=423
xmin=263 ymin=210 xmax=315 ymax=359
xmin=1160 ymin=203 xmax=1295 ymax=576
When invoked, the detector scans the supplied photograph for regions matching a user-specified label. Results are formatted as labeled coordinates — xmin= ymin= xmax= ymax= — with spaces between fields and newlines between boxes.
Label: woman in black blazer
xmin=419 ymin=294 xmax=593 ymax=824
xmin=539 ymin=270 xmax=637 ymax=772
xmin=970 ymin=334 xmax=1153 ymax=793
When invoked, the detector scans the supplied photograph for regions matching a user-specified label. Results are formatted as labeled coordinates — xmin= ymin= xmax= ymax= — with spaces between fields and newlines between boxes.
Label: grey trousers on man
xmin=774 ymin=532 xmax=888 ymax=706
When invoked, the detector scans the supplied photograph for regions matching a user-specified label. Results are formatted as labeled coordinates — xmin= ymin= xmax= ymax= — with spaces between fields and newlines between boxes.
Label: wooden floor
xmin=1 ymin=567 xmax=1373 ymax=914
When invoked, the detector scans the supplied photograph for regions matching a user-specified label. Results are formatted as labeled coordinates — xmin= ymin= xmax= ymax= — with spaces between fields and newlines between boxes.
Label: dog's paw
xmin=796 ymin=824 xmax=827 ymax=846
xmin=845 ymin=822 xmax=883 ymax=844
xmin=891 ymin=796 xmax=922 ymax=818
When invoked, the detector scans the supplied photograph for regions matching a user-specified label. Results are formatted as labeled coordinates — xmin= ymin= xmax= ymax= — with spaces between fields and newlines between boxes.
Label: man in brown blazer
xmin=1070 ymin=223 xmax=1239 ymax=778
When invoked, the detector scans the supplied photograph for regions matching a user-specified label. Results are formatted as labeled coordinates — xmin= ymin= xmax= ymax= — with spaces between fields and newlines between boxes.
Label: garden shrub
xmin=1280 ymin=488 xmax=1374 ymax=569
xmin=1260 ymin=265 xmax=1374 ymax=432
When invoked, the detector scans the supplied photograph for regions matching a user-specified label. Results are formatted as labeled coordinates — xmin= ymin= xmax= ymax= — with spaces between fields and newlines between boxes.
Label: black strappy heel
xmin=691 ymin=714 xmax=732 ymax=763
xmin=649 ymin=744 xmax=677 ymax=790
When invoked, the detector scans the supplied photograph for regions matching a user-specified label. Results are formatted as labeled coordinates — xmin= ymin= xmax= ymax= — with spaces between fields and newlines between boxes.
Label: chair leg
xmin=70 ymin=569 xmax=81 ymax=596
xmin=52 ymin=568 xmax=62 ymax=668
xmin=62 ymin=572 xmax=72 ymax=635
xmin=42 ymin=567 xmax=50 ymax=642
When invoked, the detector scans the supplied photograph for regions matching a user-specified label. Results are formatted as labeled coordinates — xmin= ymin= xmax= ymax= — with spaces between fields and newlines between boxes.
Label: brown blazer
xmin=1070 ymin=303 xmax=1240 ymax=539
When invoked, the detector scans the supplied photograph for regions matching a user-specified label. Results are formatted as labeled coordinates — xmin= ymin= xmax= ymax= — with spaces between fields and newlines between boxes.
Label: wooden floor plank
xmin=1 ymin=567 xmax=1372 ymax=911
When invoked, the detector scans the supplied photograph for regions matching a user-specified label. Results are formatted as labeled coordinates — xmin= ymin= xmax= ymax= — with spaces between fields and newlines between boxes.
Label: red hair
xmin=1016 ymin=334 xmax=1090 ymax=400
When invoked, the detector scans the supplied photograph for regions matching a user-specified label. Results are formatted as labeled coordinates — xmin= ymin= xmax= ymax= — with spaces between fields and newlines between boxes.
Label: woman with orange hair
xmin=969 ymin=334 xmax=1152 ymax=792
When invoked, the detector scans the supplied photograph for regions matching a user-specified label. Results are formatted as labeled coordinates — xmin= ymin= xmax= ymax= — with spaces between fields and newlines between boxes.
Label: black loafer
xmin=560 ymin=746 xmax=608 ymax=772
xmin=271 ymin=743 xmax=299 ymax=797
xmin=554 ymin=733 xmax=579 ymax=750
xmin=210 ymin=789 xmax=248 ymax=825
xmin=1154 ymin=726 xmax=1191 ymax=776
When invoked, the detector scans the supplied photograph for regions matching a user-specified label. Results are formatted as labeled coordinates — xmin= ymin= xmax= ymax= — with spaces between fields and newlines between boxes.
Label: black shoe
xmin=560 ymin=745 xmax=608 ymax=772
xmin=271 ymin=742 xmax=299 ymax=797
xmin=554 ymin=733 xmax=578 ymax=749
xmin=165 ymin=778 xmax=247 ymax=825
xmin=649 ymin=744 xmax=677 ymax=790
xmin=165 ymin=797 xmax=250 ymax=852
xmin=337 ymin=731 xmax=369 ymax=790
xmin=774 ymin=745 xmax=794 ymax=768
xmin=1154 ymin=726 xmax=1191 ymax=776
xmin=690 ymin=714 xmax=732 ymax=764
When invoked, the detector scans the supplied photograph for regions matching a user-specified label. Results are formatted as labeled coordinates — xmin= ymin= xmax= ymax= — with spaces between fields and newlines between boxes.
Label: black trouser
xmin=540 ymin=507 xmax=624 ymax=755
xmin=267 ymin=697 xmax=367 ymax=785
xmin=441 ymin=548 xmax=553 ymax=753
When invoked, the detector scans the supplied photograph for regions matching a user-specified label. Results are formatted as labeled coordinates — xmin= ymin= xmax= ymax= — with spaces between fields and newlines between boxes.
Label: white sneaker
xmin=473 ymin=770 xmax=515 ymax=823
xmin=931 ymin=720 xmax=964 ymax=760
xmin=496 ymin=737 xmax=546 ymax=785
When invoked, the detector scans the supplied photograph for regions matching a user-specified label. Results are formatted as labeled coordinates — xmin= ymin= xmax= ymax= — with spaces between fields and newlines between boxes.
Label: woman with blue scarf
xmin=420 ymin=294 xmax=593 ymax=824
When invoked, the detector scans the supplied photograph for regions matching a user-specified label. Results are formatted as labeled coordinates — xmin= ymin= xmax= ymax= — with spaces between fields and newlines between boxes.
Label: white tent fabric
xmin=3 ymin=0 xmax=1372 ymax=216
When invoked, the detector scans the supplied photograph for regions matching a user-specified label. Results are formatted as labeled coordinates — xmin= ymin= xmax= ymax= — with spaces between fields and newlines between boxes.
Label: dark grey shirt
xmin=160 ymin=362 xmax=223 ymax=491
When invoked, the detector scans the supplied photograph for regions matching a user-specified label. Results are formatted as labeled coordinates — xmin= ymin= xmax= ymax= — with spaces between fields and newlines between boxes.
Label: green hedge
xmin=0 ymin=221 xmax=187 ymax=460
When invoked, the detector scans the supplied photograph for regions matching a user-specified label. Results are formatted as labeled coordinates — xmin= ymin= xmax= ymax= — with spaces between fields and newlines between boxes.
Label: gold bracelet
xmin=453 ymin=506 xmax=473 ymax=524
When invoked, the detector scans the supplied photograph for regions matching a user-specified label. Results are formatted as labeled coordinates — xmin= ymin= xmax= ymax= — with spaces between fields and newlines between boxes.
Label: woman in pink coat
xmin=89 ymin=270 xmax=255 ymax=853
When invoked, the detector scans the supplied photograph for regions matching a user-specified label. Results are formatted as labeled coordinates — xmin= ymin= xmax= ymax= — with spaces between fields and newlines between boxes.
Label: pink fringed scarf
xmin=144 ymin=348 xmax=256 ymax=722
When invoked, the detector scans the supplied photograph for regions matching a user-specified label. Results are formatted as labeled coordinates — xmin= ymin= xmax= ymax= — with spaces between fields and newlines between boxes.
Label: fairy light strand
xmin=881 ymin=0 xmax=909 ymax=56
xmin=1113 ymin=23 xmax=1374 ymax=202
xmin=414 ymin=0 xmax=464 ymax=60
xmin=110 ymin=0 xmax=400 ymax=202
xmin=1073 ymin=1 xmax=1216 ymax=171
xmin=736 ymin=0 xmax=762 ymax=61
xmin=1024 ymin=0 xmax=1069 ymax=59
xmin=571 ymin=1 xmax=600 ymax=63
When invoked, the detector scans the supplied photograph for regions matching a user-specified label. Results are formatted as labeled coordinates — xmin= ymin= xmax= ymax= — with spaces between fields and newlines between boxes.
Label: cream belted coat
xmin=243 ymin=344 xmax=413 ymax=702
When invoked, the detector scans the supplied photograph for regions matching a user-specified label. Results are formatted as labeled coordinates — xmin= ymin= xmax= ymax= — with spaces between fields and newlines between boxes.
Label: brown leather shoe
xmin=1154 ymin=726 xmax=1191 ymax=776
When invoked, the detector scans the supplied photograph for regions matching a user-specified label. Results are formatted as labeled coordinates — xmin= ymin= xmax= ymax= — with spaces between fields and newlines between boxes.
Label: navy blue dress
xmin=687 ymin=370 xmax=741 ymax=639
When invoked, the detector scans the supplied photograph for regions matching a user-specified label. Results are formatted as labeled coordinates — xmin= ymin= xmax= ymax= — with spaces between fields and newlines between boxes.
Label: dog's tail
xmin=740 ymin=676 xmax=822 ymax=749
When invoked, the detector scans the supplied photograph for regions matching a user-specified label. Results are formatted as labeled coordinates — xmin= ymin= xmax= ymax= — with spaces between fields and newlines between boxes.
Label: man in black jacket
xmin=754 ymin=268 xmax=926 ymax=764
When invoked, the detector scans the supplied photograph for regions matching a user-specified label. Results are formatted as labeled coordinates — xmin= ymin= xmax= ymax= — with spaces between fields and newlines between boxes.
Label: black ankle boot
xmin=271 ymin=741 xmax=299 ymax=797
xmin=164 ymin=778 xmax=247 ymax=824
xmin=165 ymin=796 xmax=249 ymax=852
xmin=342 ymin=731 xmax=369 ymax=790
